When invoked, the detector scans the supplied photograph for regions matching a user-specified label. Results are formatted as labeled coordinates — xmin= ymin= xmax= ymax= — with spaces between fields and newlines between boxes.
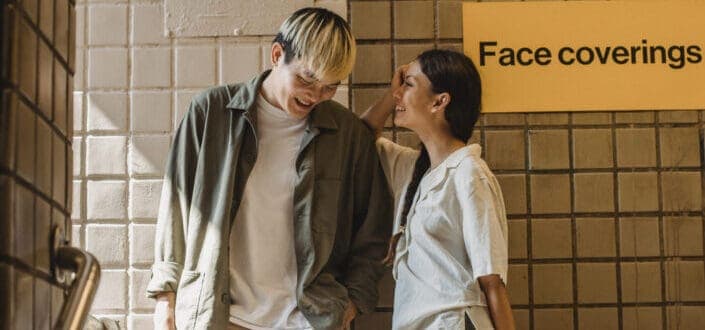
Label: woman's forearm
xmin=478 ymin=275 xmax=516 ymax=330
xmin=360 ymin=89 xmax=395 ymax=137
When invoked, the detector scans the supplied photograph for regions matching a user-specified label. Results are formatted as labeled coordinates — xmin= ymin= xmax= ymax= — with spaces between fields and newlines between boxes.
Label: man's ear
xmin=271 ymin=42 xmax=284 ymax=67
xmin=431 ymin=92 xmax=451 ymax=113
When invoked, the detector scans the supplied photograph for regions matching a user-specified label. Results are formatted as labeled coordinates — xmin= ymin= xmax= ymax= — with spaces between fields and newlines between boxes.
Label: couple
xmin=146 ymin=7 xmax=513 ymax=330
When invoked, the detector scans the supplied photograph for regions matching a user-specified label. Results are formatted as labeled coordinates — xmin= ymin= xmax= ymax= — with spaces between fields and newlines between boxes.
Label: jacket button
xmin=221 ymin=293 xmax=231 ymax=304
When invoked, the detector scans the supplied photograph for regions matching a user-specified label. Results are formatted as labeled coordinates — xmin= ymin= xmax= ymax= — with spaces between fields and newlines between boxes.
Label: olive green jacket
xmin=146 ymin=71 xmax=393 ymax=329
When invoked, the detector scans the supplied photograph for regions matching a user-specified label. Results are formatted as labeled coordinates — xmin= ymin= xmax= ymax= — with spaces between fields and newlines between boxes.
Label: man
xmin=146 ymin=7 xmax=393 ymax=330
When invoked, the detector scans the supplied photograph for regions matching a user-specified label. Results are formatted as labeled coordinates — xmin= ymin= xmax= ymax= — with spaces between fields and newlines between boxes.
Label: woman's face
xmin=392 ymin=61 xmax=438 ymax=131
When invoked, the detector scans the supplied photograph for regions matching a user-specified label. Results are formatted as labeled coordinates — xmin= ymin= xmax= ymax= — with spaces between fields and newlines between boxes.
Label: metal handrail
xmin=53 ymin=246 xmax=101 ymax=330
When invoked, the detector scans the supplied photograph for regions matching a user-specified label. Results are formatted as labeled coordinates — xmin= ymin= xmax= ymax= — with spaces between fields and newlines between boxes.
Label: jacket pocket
xmin=175 ymin=271 xmax=204 ymax=329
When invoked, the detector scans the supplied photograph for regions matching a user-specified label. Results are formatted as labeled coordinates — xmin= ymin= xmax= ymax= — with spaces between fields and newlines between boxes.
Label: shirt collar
xmin=441 ymin=144 xmax=482 ymax=169
xmin=226 ymin=69 xmax=338 ymax=131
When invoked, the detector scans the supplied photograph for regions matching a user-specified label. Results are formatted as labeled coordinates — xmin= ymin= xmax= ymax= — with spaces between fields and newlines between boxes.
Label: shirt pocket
xmin=175 ymin=271 xmax=204 ymax=328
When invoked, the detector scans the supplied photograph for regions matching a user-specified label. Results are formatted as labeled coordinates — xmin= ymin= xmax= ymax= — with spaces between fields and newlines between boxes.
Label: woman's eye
xmin=403 ymin=80 xmax=413 ymax=87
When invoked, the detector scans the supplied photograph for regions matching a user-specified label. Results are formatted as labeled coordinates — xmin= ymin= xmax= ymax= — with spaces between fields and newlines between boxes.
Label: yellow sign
xmin=462 ymin=1 xmax=705 ymax=113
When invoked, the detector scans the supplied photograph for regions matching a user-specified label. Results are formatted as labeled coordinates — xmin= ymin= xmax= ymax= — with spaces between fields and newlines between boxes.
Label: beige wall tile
xmin=658 ymin=110 xmax=699 ymax=123
xmin=52 ymin=135 xmax=67 ymax=206
xmin=616 ymin=128 xmax=657 ymax=167
xmin=533 ymin=263 xmax=573 ymax=304
xmin=483 ymin=113 xmax=525 ymax=126
xmin=88 ymin=4 xmax=128 ymax=46
xmin=529 ymin=130 xmax=569 ymax=169
xmin=354 ymin=312 xmax=391 ymax=330
xmin=576 ymin=218 xmax=615 ymax=257
xmin=394 ymin=44 xmax=433 ymax=67
xmin=661 ymin=171 xmax=701 ymax=211
xmin=527 ymin=113 xmax=568 ymax=126
xmin=393 ymin=1 xmax=434 ymax=39
xmin=351 ymin=88 xmax=393 ymax=127
xmin=54 ymin=60 xmax=69 ymax=134
xmin=351 ymin=1 xmax=390 ymax=40
xmin=485 ymin=130 xmax=525 ymax=170
xmin=530 ymin=174 xmax=571 ymax=214
xmin=55 ymin=0 xmax=70 ymax=60
xmin=659 ymin=127 xmax=700 ymax=167
xmin=88 ymin=48 xmax=128 ymax=89
xmin=513 ymin=309 xmax=530 ymax=330
xmin=573 ymin=128 xmax=613 ymax=169
xmin=507 ymin=264 xmax=528 ymax=305
xmin=577 ymin=263 xmax=617 ymax=303
xmin=664 ymin=217 xmax=703 ymax=256
xmin=666 ymin=306 xmax=705 ymax=330
xmin=131 ymin=48 xmax=171 ymax=88
xmin=16 ymin=103 xmax=36 ymax=183
xmin=508 ymin=219 xmax=527 ymax=259
xmin=92 ymin=270 xmax=127 ymax=311
xmin=620 ymin=262 xmax=662 ymax=303
xmin=39 ymin=0 xmax=54 ymax=42
xmin=352 ymin=44 xmax=391 ymax=84
xmin=176 ymin=46 xmax=216 ymax=88
xmin=534 ymin=308 xmax=573 ymax=330
xmin=36 ymin=119 xmax=52 ymax=196
xmin=130 ymin=91 xmax=171 ymax=133
xmin=220 ymin=44 xmax=261 ymax=84
xmin=619 ymin=217 xmax=661 ymax=257
xmin=438 ymin=1 xmax=462 ymax=39
xmin=572 ymin=112 xmax=611 ymax=125
xmin=87 ymin=92 xmax=128 ymax=132
xmin=17 ymin=18 xmax=37 ymax=101
xmin=532 ymin=218 xmax=572 ymax=259
xmin=496 ymin=174 xmax=526 ymax=215
xmin=131 ymin=4 xmax=167 ymax=45
xmin=623 ymin=307 xmax=662 ymax=330
xmin=574 ymin=173 xmax=614 ymax=213
xmin=615 ymin=111 xmax=654 ymax=124
xmin=618 ymin=172 xmax=658 ymax=212
xmin=665 ymin=261 xmax=705 ymax=302
xmin=86 ymin=136 xmax=127 ymax=176
xmin=37 ymin=40 xmax=53 ymax=118
xmin=578 ymin=308 xmax=618 ymax=330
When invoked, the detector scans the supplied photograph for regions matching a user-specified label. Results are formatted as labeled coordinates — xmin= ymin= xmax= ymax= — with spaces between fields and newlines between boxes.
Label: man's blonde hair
xmin=275 ymin=8 xmax=356 ymax=81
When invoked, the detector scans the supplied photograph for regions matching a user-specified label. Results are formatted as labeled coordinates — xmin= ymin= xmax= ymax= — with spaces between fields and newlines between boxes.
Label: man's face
xmin=266 ymin=46 xmax=341 ymax=119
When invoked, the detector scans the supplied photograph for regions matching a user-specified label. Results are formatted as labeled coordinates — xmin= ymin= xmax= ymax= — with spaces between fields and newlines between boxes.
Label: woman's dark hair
xmin=384 ymin=49 xmax=482 ymax=265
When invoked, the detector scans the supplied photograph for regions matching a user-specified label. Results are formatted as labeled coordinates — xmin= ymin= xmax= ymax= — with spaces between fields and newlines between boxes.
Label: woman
xmin=361 ymin=49 xmax=515 ymax=330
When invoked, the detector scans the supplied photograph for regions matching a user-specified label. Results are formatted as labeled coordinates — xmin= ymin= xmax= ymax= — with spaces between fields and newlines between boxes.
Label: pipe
xmin=53 ymin=246 xmax=101 ymax=330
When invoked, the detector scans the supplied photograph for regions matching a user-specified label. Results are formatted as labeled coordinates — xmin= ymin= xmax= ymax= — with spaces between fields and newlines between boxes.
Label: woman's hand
xmin=360 ymin=64 xmax=410 ymax=136
xmin=153 ymin=292 xmax=176 ymax=330
xmin=391 ymin=64 xmax=409 ymax=91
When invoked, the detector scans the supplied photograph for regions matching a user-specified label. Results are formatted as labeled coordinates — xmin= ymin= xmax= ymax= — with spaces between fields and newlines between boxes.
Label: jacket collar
xmin=226 ymin=70 xmax=338 ymax=131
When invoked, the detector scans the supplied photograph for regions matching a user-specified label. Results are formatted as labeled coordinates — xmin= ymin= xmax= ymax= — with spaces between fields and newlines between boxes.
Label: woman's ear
xmin=431 ymin=92 xmax=451 ymax=113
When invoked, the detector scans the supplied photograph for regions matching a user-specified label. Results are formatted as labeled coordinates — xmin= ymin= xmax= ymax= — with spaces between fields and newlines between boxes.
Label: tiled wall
xmin=71 ymin=0 xmax=346 ymax=328
xmin=349 ymin=1 xmax=705 ymax=330
xmin=71 ymin=0 xmax=705 ymax=329
xmin=1 ymin=0 xmax=75 ymax=328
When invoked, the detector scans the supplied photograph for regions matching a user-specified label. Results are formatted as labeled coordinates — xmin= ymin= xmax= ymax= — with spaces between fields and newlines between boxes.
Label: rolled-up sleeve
xmin=146 ymin=101 xmax=204 ymax=298
xmin=460 ymin=176 xmax=509 ymax=284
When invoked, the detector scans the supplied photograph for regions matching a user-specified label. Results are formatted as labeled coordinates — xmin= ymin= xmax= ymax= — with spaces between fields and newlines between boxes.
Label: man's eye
xmin=297 ymin=75 xmax=314 ymax=85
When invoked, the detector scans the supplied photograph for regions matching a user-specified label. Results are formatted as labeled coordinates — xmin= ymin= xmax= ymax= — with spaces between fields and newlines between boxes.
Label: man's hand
xmin=340 ymin=300 xmax=358 ymax=330
xmin=153 ymin=292 xmax=176 ymax=330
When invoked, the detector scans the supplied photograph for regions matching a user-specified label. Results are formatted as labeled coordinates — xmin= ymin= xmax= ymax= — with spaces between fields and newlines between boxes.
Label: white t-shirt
xmin=376 ymin=138 xmax=509 ymax=330
xmin=228 ymin=94 xmax=312 ymax=329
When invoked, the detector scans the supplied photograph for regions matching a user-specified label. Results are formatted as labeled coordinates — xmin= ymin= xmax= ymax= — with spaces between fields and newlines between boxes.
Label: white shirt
xmin=228 ymin=94 xmax=312 ymax=329
xmin=376 ymin=138 xmax=508 ymax=330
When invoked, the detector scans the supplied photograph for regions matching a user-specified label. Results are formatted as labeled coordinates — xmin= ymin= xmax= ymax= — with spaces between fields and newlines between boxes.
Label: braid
xmin=400 ymin=147 xmax=430 ymax=225
xmin=382 ymin=147 xmax=430 ymax=266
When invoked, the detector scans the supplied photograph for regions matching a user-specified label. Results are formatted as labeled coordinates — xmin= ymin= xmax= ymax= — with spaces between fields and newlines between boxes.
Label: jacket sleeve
xmin=146 ymin=101 xmax=204 ymax=298
xmin=343 ymin=128 xmax=394 ymax=314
